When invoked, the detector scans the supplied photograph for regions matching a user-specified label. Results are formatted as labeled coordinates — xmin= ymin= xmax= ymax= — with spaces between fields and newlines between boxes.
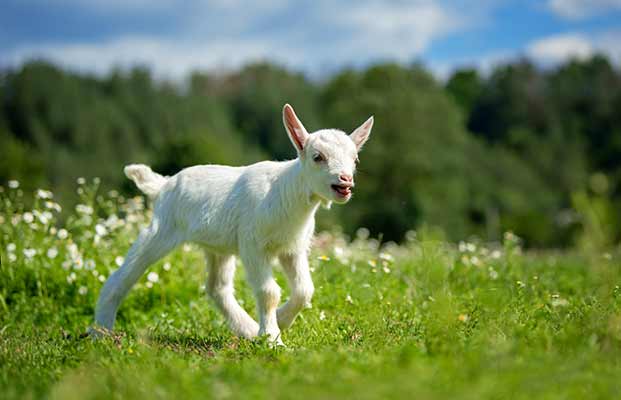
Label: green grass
xmin=1 ymin=183 xmax=621 ymax=399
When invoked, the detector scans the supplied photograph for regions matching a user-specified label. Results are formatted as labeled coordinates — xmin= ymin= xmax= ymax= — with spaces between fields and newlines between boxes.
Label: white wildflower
xmin=85 ymin=259 xmax=96 ymax=270
xmin=345 ymin=294 xmax=353 ymax=304
xmin=379 ymin=252 xmax=394 ymax=262
xmin=62 ymin=260 xmax=72 ymax=270
xmin=95 ymin=224 xmax=107 ymax=236
xmin=46 ymin=247 xmax=58 ymax=259
xmin=67 ymin=272 xmax=77 ymax=284
xmin=470 ymin=256 xmax=481 ymax=266
xmin=77 ymin=177 xmax=86 ymax=185
xmin=45 ymin=201 xmax=62 ymax=212
xmin=146 ymin=281 xmax=154 ymax=289
xmin=115 ymin=256 xmax=124 ymax=267
xmin=163 ymin=262 xmax=171 ymax=271
xmin=78 ymin=286 xmax=88 ymax=296
xmin=23 ymin=212 xmax=34 ymax=224
xmin=57 ymin=229 xmax=69 ymax=240
xmin=319 ymin=310 xmax=326 ymax=321
xmin=36 ymin=189 xmax=53 ymax=199
xmin=8 ymin=253 xmax=17 ymax=262
xmin=183 ymin=244 xmax=192 ymax=253
xmin=23 ymin=248 xmax=36 ymax=259
xmin=147 ymin=272 xmax=159 ymax=283
xmin=35 ymin=210 xmax=51 ymax=225
xmin=405 ymin=230 xmax=417 ymax=241
xmin=356 ymin=227 xmax=370 ymax=240
xmin=76 ymin=204 xmax=94 ymax=215
xmin=67 ymin=243 xmax=79 ymax=260
xmin=8 ymin=180 xmax=19 ymax=189
xmin=7 ymin=243 xmax=16 ymax=253
xmin=491 ymin=250 xmax=502 ymax=259
xmin=98 ymin=275 xmax=106 ymax=283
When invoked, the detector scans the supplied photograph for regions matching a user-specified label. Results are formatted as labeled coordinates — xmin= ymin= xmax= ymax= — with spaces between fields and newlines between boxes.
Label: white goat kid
xmin=93 ymin=104 xmax=373 ymax=345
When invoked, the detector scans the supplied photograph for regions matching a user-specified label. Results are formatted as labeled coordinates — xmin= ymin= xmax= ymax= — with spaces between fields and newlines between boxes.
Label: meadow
xmin=1 ymin=180 xmax=620 ymax=399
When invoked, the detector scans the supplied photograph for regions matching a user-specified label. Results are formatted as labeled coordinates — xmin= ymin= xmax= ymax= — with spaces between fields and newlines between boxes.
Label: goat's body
xmin=93 ymin=104 xmax=373 ymax=346
xmin=151 ymin=161 xmax=319 ymax=255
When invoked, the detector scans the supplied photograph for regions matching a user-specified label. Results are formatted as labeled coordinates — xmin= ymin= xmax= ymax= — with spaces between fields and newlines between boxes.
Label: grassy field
xmin=1 ymin=181 xmax=621 ymax=399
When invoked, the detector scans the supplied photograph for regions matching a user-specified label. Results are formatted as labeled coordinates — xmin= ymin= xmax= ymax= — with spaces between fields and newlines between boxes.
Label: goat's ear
xmin=350 ymin=116 xmax=374 ymax=151
xmin=283 ymin=104 xmax=309 ymax=154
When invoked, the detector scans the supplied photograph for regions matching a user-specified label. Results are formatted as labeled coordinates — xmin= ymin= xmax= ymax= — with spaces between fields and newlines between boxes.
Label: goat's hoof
xmin=257 ymin=331 xmax=285 ymax=348
xmin=267 ymin=334 xmax=285 ymax=348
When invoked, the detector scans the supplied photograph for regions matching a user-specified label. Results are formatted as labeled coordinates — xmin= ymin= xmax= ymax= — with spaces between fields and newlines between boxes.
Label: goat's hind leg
xmin=204 ymin=251 xmax=259 ymax=339
xmin=93 ymin=219 xmax=179 ymax=332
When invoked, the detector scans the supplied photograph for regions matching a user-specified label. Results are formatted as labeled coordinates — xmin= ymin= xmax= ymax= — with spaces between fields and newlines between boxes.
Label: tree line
xmin=1 ymin=57 xmax=620 ymax=247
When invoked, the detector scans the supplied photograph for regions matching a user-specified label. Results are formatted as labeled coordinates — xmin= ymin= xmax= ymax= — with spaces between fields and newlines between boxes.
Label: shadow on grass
xmin=146 ymin=333 xmax=227 ymax=356
xmin=148 ymin=332 xmax=287 ymax=360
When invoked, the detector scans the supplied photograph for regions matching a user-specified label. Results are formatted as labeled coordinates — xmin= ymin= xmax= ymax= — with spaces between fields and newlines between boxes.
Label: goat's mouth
xmin=331 ymin=183 xmax=352 ymax=199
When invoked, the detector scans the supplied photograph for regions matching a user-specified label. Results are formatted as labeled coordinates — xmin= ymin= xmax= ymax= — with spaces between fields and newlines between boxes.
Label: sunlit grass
xmin=1 ymin=180 xmax=621 ymax=399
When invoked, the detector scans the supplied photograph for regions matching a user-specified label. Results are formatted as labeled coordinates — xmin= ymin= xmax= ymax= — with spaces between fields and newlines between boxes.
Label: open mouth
xmin=331 ymin=184 xmax=352 ymax=198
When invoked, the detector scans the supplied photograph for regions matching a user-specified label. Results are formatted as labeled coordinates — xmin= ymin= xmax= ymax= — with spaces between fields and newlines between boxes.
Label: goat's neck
xmin=277 ymin=159 xmax=320 ymax=221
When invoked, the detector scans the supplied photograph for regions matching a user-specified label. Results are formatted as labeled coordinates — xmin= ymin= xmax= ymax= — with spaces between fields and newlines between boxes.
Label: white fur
xmin=93 ymin=104 xmax=373 ymax=345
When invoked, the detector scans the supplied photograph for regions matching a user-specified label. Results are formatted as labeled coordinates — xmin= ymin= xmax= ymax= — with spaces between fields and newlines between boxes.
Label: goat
xmin=92 ymin=104 xmax=373 ymax=345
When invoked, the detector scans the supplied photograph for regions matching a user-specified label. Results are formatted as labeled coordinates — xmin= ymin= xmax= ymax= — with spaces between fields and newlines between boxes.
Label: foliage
xmin=2 ymin=185 xmax=621 ymax=399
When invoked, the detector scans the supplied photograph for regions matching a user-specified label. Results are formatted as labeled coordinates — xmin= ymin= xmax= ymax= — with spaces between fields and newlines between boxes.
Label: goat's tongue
xmin=333 ymin=185 xmax=350 ymax=196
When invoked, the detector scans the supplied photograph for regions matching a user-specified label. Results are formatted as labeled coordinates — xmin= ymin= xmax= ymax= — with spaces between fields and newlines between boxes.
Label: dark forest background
xmin=1 ymin=56 xmax=620 ymax=247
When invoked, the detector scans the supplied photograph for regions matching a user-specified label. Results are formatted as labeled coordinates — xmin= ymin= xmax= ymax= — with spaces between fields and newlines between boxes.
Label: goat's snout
xmin=339 ymin=174 xmax=354 ymax=186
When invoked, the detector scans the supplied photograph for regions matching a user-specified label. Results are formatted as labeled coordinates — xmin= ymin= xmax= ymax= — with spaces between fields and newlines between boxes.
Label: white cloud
xmin=335 ymin=1 xmax=463 ymax=62
xmin=526 ymin=33 xmax=594 ymax=64
xmin=5 ymin=37 xmax=284 ymax=80
xmin=548 ymin=0 xmax=621 ymax=20
xmin=526 ymin=31 xmax=621 ymax=65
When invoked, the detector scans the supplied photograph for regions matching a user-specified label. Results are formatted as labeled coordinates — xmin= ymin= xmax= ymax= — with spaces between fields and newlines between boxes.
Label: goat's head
xmin=282 ymin=103 xmax=373 ymax=205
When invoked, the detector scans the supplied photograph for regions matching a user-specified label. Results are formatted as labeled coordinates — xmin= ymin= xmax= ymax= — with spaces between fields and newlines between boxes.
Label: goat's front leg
xmin=277 ymin=252 xmax=314 ymax=330
xmin=240 ymin=249 xmax=283 ymax=345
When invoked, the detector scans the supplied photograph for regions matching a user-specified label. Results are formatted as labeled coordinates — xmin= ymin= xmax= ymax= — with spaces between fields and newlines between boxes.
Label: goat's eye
xmin=313 ymin=153 xmax=325 ymax=163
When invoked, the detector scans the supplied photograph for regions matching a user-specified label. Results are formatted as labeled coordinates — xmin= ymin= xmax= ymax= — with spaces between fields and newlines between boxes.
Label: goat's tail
xmin=124 ymin=164 xmax=168 ymax=199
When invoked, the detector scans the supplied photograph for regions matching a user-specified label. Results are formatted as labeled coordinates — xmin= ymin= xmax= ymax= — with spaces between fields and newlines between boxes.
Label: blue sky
xmin=2 ymin=0 xmax=620 ymax=80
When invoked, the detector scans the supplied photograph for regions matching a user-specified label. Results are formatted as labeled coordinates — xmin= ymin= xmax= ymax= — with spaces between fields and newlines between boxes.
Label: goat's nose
xmin=339 ymin=174 xmax=353 ymax=183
